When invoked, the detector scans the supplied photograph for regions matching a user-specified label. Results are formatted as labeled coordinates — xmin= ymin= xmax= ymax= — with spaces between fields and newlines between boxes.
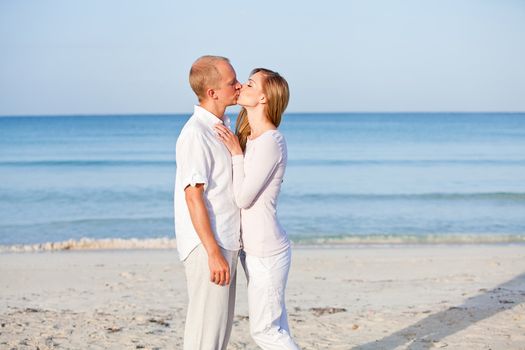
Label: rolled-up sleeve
xmin=176 ymin=130 xmax=210 ymax=190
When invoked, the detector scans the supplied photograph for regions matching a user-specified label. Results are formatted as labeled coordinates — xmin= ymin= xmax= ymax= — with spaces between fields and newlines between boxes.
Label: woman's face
xmin=237 ymin=71 xmax=265 ymax=108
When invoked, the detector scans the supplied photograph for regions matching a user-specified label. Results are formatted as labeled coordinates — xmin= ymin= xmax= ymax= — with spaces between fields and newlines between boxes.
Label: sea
xmin=1 ymin=112 xmax=524 ymax=251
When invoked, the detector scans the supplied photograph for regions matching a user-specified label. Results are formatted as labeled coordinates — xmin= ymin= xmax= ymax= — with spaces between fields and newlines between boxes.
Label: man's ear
xmin=206 ymin=88 xmax=217 ymax=100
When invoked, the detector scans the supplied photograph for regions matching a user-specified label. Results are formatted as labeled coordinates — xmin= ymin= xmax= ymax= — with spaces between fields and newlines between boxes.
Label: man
xmin=174 ymin=55 xmax=242 ymax=350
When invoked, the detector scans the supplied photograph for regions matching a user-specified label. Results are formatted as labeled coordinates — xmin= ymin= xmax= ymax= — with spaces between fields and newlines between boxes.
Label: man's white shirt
xmin=174 ymin=105 xmax=241 ymax=261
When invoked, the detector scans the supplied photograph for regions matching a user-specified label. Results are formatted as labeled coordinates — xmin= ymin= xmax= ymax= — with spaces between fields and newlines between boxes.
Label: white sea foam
xmin=1 ymin=234 xmax=524 ymax=253
xmin=0 ymin=237 xmax=177 ymax=253
xmin=293 ymin=233 xmax=525 ymax=245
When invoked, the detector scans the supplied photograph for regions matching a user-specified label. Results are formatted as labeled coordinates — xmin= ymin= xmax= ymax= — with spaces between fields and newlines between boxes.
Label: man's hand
xmin=207 ymin=248 xmax=231 ymax=286
xmin=185 ymin=184 xmax=231 ymax=286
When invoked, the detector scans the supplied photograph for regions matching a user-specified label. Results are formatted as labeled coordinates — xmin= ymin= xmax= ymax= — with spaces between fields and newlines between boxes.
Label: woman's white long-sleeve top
xmin=231 ymin=130 xmax=290 ymax=257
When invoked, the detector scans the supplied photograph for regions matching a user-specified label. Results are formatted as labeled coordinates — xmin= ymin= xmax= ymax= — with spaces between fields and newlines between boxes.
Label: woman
xmin=214 ymin=68 xmax=300 ymax=350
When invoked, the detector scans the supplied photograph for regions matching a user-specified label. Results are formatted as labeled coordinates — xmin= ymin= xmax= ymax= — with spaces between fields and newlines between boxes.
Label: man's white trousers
xmin=183 ymin=244 xmax=239 ymax=350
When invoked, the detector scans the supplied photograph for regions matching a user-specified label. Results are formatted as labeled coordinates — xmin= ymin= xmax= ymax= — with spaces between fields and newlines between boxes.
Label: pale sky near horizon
xmin=1 ymin=0 xmax=524 ymax=116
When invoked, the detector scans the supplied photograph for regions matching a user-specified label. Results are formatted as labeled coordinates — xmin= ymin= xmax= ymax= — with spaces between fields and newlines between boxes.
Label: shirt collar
xmin=194 ymin=105 xmax=231 ymax=129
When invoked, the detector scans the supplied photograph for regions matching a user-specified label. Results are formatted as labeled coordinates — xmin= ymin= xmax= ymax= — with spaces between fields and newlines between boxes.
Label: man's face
xmin=213 ymin=61 xmax=241 ymax=107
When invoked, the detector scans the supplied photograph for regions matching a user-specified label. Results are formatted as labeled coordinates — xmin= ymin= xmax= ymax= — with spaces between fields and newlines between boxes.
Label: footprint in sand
xmin=119 ymin=271 xmax=136 ymax=279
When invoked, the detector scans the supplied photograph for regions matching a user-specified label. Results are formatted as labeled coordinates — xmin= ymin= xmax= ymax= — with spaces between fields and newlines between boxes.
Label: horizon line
xmin=1 ymin=111 xmax=525 ymax=118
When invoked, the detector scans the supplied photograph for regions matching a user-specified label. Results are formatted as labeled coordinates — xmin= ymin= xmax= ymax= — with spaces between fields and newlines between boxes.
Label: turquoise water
xmin=1 ymin=113 xmax=524 ymax=246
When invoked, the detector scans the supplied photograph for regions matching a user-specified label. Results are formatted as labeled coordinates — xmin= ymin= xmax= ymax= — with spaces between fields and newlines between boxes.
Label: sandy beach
xmin=1 ymin=244 xmax=524 ymax=349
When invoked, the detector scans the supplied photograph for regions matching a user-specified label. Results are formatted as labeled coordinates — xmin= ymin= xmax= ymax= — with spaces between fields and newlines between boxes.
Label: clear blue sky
xmin=1 ymin=0 xmax=524 ymax=115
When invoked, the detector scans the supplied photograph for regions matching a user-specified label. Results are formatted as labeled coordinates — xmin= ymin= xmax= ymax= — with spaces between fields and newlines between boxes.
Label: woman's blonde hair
xmin=235 ymin=68 xmax=290 ymax=151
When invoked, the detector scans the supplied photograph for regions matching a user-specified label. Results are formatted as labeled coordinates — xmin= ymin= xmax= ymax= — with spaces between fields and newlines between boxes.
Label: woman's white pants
xmin=241 ymin=247 xmax=300 ymax=350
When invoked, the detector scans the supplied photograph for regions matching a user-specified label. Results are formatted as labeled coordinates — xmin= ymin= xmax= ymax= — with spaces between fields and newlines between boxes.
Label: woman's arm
xmin=214 ymin=124 xmax=242 ymax=156
xmin=215 ymin=124 xmax=282 ymax=209
xmin=231 ymin=136 xmax=281 ymax=208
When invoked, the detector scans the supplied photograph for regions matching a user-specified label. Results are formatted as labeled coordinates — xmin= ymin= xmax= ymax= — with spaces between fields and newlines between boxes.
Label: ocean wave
xmin=288 ymin=159 xmax=525 ymax=166
xmin=0 ymin=188 xmax=169 ymax=203
xmin=0 ymin=160 xmax=174 ymax=167
xmin=282 ymin=192 xmax=525 ymax=202
xmin=1 ymin=158 xmax=525 ymax=168
xmin=291 ymin=233 xmax=525 ymax=245
xmin=3 ymin=190 xmax=523 ymax=204
xmin=0 ymin=237 xmax=177 ymax=253
xmin=2 ymin=234 xmax=524 ymax=253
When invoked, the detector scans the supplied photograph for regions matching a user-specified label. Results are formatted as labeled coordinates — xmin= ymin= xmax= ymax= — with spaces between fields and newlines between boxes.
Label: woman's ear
xmin=260 ymin=95 xmax=267 ymax=104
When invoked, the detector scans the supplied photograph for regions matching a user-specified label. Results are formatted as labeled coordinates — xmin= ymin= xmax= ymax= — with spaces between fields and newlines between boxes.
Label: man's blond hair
xmin=189 ymin=55 xmax=230 ymax=102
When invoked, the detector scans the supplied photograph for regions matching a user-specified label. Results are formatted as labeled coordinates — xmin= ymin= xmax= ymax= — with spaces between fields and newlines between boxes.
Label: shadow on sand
xmin=352 ymin=272 xmax=525 ymax=350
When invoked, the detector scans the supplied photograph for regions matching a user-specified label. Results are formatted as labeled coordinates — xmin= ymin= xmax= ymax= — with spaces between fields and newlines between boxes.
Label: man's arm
xmin=185 ymin=184 xmax=230 ymax=286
